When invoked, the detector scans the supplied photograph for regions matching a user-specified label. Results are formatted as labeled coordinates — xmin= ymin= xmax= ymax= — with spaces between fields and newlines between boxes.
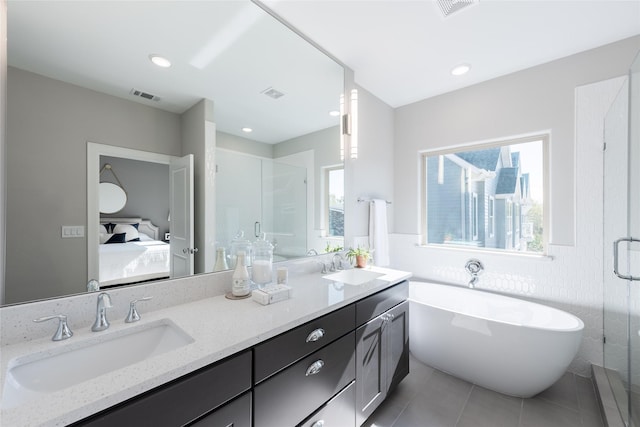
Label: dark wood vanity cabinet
xmin=73 ymin=351 xmax=252 ymax=427
xmin=254 ymin=332 xmax=356 ymax=427
xmin=73 ymin=280 xmax=408 ymax=427
xmin=355 ymin=285 xmax=409 ymax=426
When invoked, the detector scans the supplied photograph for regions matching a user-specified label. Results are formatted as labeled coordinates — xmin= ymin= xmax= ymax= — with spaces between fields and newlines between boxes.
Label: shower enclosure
xmin=604 ymin=51 xmax=640 ymax=426
xmin=215 ymin=149 xmax=307 ymax=260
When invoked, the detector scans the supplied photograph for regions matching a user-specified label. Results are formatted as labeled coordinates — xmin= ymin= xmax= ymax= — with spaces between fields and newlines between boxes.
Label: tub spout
xmin=468 ymin=276 xmax=479 ymax=289
xmin=465 ymin=258 xmax=483 ymax=289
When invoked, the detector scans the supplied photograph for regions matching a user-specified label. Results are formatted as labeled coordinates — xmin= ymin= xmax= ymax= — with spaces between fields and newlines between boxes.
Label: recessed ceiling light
xmin=149 ymin=54 xmax=171 ymax=68
xmin=329 ymin=110 xmax=340 ymax=117
xmin=451 ymin=63 xmax=471 ymax=76
xmin=242 ymin=127 xmax=253 ymax=133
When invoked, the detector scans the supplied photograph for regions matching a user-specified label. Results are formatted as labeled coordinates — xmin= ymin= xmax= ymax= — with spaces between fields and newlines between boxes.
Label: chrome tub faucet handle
xmin=34 ymin=314 xmax=73 ymax=341
xmin=125 ymin=296 xmax=153 ymax=323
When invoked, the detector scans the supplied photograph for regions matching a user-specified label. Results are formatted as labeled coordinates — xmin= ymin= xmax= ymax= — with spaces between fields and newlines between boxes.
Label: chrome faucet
xmin=331 ymin=253 xmax=345 ymax=271
xmin=465 ymin=259 xmax=484 ymax=289
xmin=34 ymin=314 xmax=73 ymax=341
xmin=92 ymin=292 xmax=113 ymax=332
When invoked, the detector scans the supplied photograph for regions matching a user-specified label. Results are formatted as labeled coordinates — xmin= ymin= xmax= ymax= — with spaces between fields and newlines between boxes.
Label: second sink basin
xmin=2 ymin=319 xmax=194 ymax=409
xmin=323 ymin=268 xmax=385 ymax=285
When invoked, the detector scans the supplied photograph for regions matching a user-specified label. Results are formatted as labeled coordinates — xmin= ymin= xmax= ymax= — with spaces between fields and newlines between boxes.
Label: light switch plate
xmin=61 ymin=226 xmax=85 ymax=238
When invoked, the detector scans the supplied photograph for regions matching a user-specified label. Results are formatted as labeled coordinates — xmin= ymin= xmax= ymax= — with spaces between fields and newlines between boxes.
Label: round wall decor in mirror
xmin=99 ymin=182 xmax=127 ymax=214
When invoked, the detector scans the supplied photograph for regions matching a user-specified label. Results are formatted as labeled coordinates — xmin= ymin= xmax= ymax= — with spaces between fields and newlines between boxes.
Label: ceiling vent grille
xmin=261 ymin=87 xmax=285 ymax=100
xmin=436 ymin=0 xmax=478 ymax=18
xmin=130 ymin=88 xmax=161 ymax=102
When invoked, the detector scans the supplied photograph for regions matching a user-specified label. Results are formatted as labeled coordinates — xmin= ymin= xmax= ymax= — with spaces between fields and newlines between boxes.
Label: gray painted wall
xmin=182 ymin=99 xmax=215 ymax=274
xmin=217 ymin=131 xmax=274 ymax=158
xmin=394 ymin=35 xmax=640 ymax=246
xmin=6 ymin=67 xmax=181 ymax=304
xmin=275 ymin=125 xmax=341 ymax=231
xmin=345 ymin=84 xmax=395 ymax=242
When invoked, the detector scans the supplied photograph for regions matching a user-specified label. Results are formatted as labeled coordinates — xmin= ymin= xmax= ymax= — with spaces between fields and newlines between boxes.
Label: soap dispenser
xmin=232 ymin=251 xmax=251 ymax=297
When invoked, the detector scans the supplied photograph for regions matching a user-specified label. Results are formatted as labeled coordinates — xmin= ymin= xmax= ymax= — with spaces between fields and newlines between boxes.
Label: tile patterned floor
xmin=363 ymin=354 xmax=605 ymax=427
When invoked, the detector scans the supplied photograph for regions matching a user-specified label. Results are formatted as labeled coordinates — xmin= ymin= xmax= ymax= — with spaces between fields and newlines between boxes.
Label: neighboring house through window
xmin=422 ymin=135 xmax=547 ymax=254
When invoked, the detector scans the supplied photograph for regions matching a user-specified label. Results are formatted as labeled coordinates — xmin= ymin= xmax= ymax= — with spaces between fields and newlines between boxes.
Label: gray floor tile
xmin=365 ymin=357 xmax=605 ymax=427
xmin=536 ymin=372 xmax=580 ymax=411
xmin=392 ymin=370 xmax=471 ymax=427
xmin=456 ymin=386 xmax=521 ymax=427
xmin=361 ymin=396 xmax=407 ymax=427
xmin=520 ymin=398 xmax=582 ymax=427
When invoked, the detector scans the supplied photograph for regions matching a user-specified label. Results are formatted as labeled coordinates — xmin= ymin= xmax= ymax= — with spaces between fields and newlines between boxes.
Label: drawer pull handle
xmin=311 ymin=421 xmax=325 ymax=427
xmin=305 ymin=360 xmax=325 ymax=376
xmin=306 ymin=328 xmax=326 ymax=343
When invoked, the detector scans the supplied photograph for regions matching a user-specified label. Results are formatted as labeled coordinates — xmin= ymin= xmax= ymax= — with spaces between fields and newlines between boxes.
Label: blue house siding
xmin=426 ymin=145 xmax=531 ymax=251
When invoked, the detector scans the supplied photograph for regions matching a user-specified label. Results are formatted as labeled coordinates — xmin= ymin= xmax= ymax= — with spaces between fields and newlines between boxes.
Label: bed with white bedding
xmin=99 ymin=218 xmax=170 ymax=287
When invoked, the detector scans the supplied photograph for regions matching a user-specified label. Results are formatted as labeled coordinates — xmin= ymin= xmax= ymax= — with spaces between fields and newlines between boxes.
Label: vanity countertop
xmin=0 ymin=266 xmax=411 ymax=427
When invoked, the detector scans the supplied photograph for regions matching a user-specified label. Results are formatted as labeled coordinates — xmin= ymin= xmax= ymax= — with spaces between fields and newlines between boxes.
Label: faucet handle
xmin=34 ymin=314 xmax=73 ymax=341
xmin=125 ymin=297 xmax=153 ymax=323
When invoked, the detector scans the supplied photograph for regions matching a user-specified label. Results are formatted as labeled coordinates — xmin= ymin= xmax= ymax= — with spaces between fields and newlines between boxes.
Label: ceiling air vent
xmin=129 ymin=88 xmax=161 ymax=102
xmin=436 ymin=0 xmax=478 ymax=18
xmin=261 ymin=87 xmax=285 ymax=100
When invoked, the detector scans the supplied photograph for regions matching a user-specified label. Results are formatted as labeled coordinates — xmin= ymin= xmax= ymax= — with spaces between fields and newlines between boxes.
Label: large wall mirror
xmin=4 ymin=0 xmax=345 ymax=305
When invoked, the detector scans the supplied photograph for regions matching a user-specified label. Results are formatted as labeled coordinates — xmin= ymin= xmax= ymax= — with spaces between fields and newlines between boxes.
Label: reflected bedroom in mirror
xmin=4 ymin=0 xmax=345 ymax=305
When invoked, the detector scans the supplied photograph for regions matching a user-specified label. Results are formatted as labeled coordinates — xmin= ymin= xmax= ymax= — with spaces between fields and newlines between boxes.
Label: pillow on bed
xmin=112 ymin=223 xmax=140 ymax=242
xmin=137 ymin=233 xmax=154 ymax=242
xmin=100 ymin=223 xmax=116 ymax=233
xmin=102 ymin=232 xmax=127 ymax=244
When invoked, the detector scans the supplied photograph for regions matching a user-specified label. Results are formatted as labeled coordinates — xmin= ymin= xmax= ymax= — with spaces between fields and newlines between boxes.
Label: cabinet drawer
xmin=254 ymin=332 xmax=356 ymax=427
xmin=299 ymin=381 xmax=355 ymax=427
xmin=190 ymin=392 xmax=251 ymax=427
xmin=75 ymin=351 xmax=251 ymax=427
xmin=254 ymin=304 xmax=355 ymax=383
xmin=356 ymin=281 xmax=408 ymax=326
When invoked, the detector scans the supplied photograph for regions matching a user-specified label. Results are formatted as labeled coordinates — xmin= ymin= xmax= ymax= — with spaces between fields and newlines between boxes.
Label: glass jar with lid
xmin=252 ymin=233 xmax=274 ymax=287
xmin=229 ymin=230 xmax=252 ymax=269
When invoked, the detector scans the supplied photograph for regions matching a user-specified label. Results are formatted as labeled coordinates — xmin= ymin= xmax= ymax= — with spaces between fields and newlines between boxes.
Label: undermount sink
xmin=2 ymin=319 xmax=193 ymax=409
xmin=323 ymin=269 xmax=385 ymax=286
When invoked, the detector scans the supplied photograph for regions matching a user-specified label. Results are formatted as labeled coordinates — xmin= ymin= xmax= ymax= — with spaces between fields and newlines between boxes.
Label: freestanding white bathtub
xmin=409 ymin=280 xmax=584 ymax=398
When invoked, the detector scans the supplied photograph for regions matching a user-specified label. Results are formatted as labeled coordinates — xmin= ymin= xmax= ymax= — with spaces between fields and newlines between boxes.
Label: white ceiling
xmin=7 ymin=0 xmax=343 ymax=144
xmin=263 ymin=0 xmax=640 ymax=108
xmin=7 ymin=0 xmax=640 ymax=144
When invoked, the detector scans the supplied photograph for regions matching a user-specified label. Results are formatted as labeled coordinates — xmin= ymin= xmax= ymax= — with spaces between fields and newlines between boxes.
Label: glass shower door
xmin=627 ymin=51 xmax=640 ymax=427
xmin=604 ymin=51 xmax=640 ymax=427
xmin=604 ymin=75 xmax=631 ymax=426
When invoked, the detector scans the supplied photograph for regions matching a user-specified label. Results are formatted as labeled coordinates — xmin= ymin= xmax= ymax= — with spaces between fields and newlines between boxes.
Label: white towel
xmin=369 ymin=199 xmax=390 ymax=266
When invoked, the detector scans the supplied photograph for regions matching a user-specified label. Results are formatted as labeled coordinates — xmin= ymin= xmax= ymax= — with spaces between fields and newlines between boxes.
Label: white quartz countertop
xmin=0 ymin=266 xmax=411 ymax=427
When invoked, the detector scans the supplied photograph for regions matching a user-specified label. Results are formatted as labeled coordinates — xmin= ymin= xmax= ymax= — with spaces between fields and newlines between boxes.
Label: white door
xmin=170 ymin=154 xmax=195 ymax=278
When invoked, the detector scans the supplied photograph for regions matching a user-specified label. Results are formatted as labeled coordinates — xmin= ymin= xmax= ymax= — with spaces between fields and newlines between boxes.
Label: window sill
xmin=415 ymin=243 xmax=554 ymax=261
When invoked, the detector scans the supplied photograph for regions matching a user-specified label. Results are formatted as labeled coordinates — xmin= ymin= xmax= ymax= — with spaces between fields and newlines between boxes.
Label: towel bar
xmin=357 ymin=197 xmax=391 ymax=204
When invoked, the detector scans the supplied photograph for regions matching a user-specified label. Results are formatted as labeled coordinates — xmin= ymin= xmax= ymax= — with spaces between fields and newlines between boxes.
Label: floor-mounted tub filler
xmin=409 ymin=280 xmax=584 ymax=398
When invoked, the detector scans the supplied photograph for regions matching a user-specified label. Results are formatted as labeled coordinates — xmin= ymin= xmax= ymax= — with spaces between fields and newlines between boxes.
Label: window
xmin=471 ymin=192 xmax=479 ymax=241
xmin=422 ymin=136 xmax=547 ymax=254
xmin=488 ymin=196 xmax=495 ymax=238
xmin=325 ymin=166 xmax=344 ymax=237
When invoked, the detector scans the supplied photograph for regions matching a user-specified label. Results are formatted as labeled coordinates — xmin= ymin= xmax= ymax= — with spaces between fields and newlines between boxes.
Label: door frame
xmin=87 ymin=142 xmax=174 ymax=283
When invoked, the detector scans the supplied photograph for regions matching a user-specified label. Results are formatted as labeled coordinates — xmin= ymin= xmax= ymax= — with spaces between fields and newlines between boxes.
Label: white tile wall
xmin=389 ymin=75 xmax=627 ymax=377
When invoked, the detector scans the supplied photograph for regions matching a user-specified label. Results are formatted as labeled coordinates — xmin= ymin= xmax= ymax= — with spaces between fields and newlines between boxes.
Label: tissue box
xmin=252 ymin=284 xmax=291 ymax=305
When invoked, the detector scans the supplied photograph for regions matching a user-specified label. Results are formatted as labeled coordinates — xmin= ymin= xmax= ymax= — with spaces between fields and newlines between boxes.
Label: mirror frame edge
xmin=1 ymin=0 xmax=7 ymax=305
